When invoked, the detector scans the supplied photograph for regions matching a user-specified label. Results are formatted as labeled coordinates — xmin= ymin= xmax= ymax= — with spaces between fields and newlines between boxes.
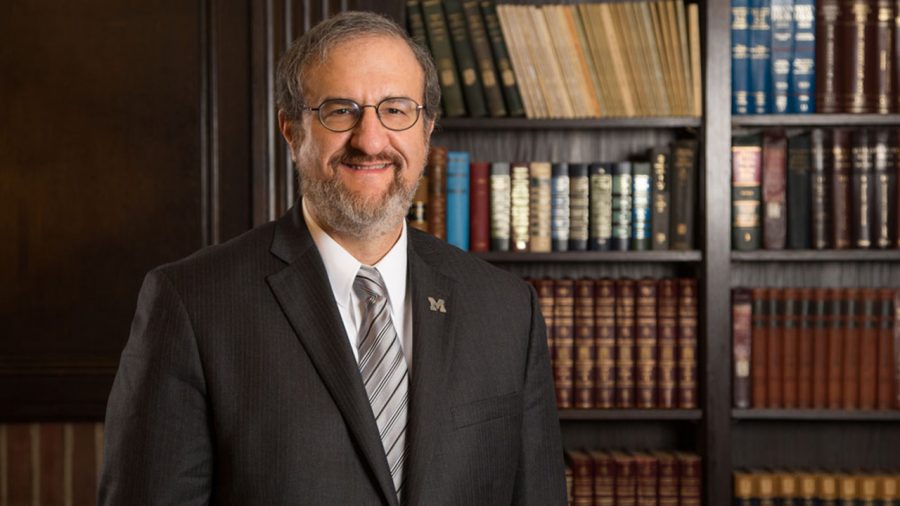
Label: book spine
xmin=678 ymin=278 xmax=699 ymax=409
xmin=787 ymin=132 xmax=812 ymax=249
xmin=832 ymin=129 xmax=854 ymax=248
xmin=859 ymin=289 xmax=880 ymax=409
xmin=767 ymin=288 xmax=784 ymax=408
xmin=877 ymin=288 xmax=895 ymax=409
xmin=553 ymin=279 xmax=575 ymax=409
xmin=851 ymin=129 xmax=874 ymax=248
xmin=534 ymin=278 xmax=555 ymax=365
xmin=735 ymin=471 xmax=754 ymax=505
xmin=671 ymin=139 xmax=698 ymax=250
xmin=677 ymin=453 xmax=703 ymax=506
xmin=446 ymin=151 xmax=471 ymax=250
xmin=873 ymin=129 xmax=895 ymax=248
xmin=589 ymin=162 xmax=613 ymax=251
xmin=749 ymin=0 xmax=773 ymax=113
xmin=408 ymin=172 xmax=429 ymax=233
xmin=733 ymin=0 xmax=753 ymax=114
xmin=551 ymin=162 xmax=570 ymax=252
xmin=635 ymin=454 xmax=659 ymax=505
xmin=443 ymin=0 xmax=488 ymax=117
xmin=732 ymin=135 xmax=763 ymax=250
xmin=816 ymin=0 xmax=842 ymax=112
xmin=568 ymin=163 xmax=590 ymax=252
xmin=874 ymin=0 xmax=895 ymax=113
xmin=480 ymin=0 xmax=526 ymax=117
xmin=657 ymin=278 xmax=679 ymax=409
xmin=564 ymin=451 xmax=593 ymax=506
xmin=407 ymin=0 xmax=430 ymax=51
xmin=791 ymin=0 xmax=816 ymax=113
xmin=842 ymin=289 xmax=861 ymax=409
xmin=896 ymin=0 xmax=900 ymax=113
xmin=510 ymin=162 xmax=530 ymax=251
xmin=469 ymin=161 xmax=491 ymax=252
xmin=733 ymin=288 xmax=753 ymax=409
xmin=489 ymin=162 xmax=511 ymax=251
xmin=770 ymin=0 xmax=794 ymax=113
xmin=631 ymin=162 xmax=652 ymax=251
xmin=840 ymin=0 xmax=874 ymax=113
xmin=657 ymin=452 xmax=679 ymax=506
xmin=762 ymin=130 xmax=788 ymax=249
xmin=528 ymin=162 xmax=552 ymax=253
xmin=427 ymin=147 xmax=448 ymax=240
xmin=782 ymin=288 xmax=800 ymax=408
xmin=461 ymin=0 xmax=507 ymax=117
xmin=574 ymin=278 xmax=595 ymax=409
xmin=636 ymin=278 xmax=658 ymax=408
xmin=422 ymin=0 xmax=468 ymax=117
xmin=810 ymin=128 xmax=830 ymax=249
xmin=594 ymin=278 xmax=617 ymax=408
xmin=651 ymin=149 xmax=671 ymax=250
xmin=611 ymin=161 xmax=633 ymax=251
xmin=894 ymin=289 xmax=900 ymax=408
xmin=826 ymin=288 xmax=845 ymax=408
xmin=812 ymin=287 xmax=830 ymax=408
xmin=751 ymin=287 xmax=770 ymax=407
xmin=590 ymin=451 xmax=615 ymax=506
xmin=615 ymin=278 xmax=637 ymax=408
xmin=613 ymin=453 xmax=637 ymax=506
xmin=798 ymin=288 xmax=815 ymax=408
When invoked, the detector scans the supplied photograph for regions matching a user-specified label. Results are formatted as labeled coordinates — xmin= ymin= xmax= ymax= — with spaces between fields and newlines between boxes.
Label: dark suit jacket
xmin=99 ymin=203 xmax=566 ymax=505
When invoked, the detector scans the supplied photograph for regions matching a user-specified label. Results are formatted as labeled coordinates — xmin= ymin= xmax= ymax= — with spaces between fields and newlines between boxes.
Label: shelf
xmin=473 ymin=250 xmax=702 ymax=263
xmin=732 ymin=250 xmax=900 ymax=262
xmin=732 ymin=114 xmax=900 ymax=128
xmin=560 ymin=409 xmax=703 ymax=421
xmin=733 ymin=409 xmax=900 ymax=421
xmin=436 ymin=116 xmax=702 ymax=130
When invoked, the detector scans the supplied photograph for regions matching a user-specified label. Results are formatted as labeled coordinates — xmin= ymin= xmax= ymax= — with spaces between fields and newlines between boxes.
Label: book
xmin=613 ymin=452 xmax=637 ymax=505
xmin=408 ymin=174 xmax=429 ymax=233
xmin=658 ymin=278 xmax=679 ymax=409
xmin=677 ymin=453 xmax=702 ymax=506
xmin=812 ymin=287 xmax=829 ymax=408
xmin=443 ymin=0 xmax=488 ymax=117
xmin=826 ymin=287 xmax=845 ymax=409
xmin=480 ymin=0 xmax=525 ymax=116
xmin=489 ymin=162 xmax=511 ymax=251
xmin=842 ymin=288 xmax=861 ymax=409
xmin=422 ymin=0 xmax=467 ymax=117
xmin=751 ymin=287 xmax=769 ymax=407
xmin=810 ymin=128 xmax=830 ymax=249
xmin=573 ymin=279 xmax=595 ymax=409
xmin=787 ymin=132 xmax=812 ymax=249
xmin=874 ymin=0 xmax=894 ymax=113
xmin=650 ymin=148 xmax=671 ymax=250
xmin=589 ymin=451 xmax=615 ymax=506
xmin=631 ymin=161 xmax=652 ymax=251
xmin=832 ymin=129 xmax=853 ymax=248
xmin=426 ymin=146 xmax=448 ymax=240
xmin=550 ymin=162 xmax=570 ymax=252
xmin=688 ymin=3 xmax=703 ymax=116
xmin=496 ymin=5 xmax=543 ymax=118
xmin=678 ymin=277 xmax=699 ymax=409
xmin=635 ymin=278 xmax=658 ymax=408
xmin=748 ymin=0 xmax=772 ymax=113
xmin=790 ymin=0 xmax=816 ymax=113
xmin=762 ymin=130 xmax=787 ymax=249
xmin=782 ymin=288 xmax=800 ymax=408
xmin=735 ymin=471 xmax=754 ymax=506
xmin=733 ymin=288 xmax=753 ymax=409
xmin=877 ymin=288 xmax=895 ymax=409
xmin=510 ymin=161 xmax=530 ymax=251
xmin=851 ymin=129 xmax=874 ymax=248
xmin=469 ymin=161 xmax=490 ymax=252
xmin=615 ymin=278 xmax=637 ymax=408
xmin=554 ymin=278 xmax=575 ymax=409
xmin=840 ymin=0 xmax=876 ymax=113
xmin=894 ymin=289 xmax=900 ymax=408
xmin=594 ymin=278 xmax=617 ymax=408
xmin=732 ymin=134 xmax=763 ymax=250
xmin=611 ymin=161 xmax=633 ymax=251
xmin=568 ymin=163 xmax=590 ymax=251
xmin=589 ymin=162 xmax=613 ymax=251
xmin=566 ymin=5 xmax=607 ymax=117
xmin=815 ymin=0 xmax=841 ymax=113
xmin=872 ymin=129 xmax=895 ymax=248
xmin=407 ymin=0 xmax=430 ymax=52
xmin=565 ymin=450 xmax=593 ymax=506
xmin=798 ymin=288 xmax=814 ymax=408
xmin=671 ymin=139 xmax=698 ymax=250
xmin=770 ymin=0 xmax=794 ymax=113
xmin=461 ymin=0 xmax=507 ymax=117
xmin=534 ymin=278 xmax=555 ymax=364
xmin=859 ymin=289 xmax=879 ymax=409
xmin=446 ymin=151 xmax=470 ymax=250
xmin=635 ymin=453 xmax=659 ymax=505
xmin=767 ymin=288 xmax=784 ymax=408
xmin=528 ymin=161 xmax=552 ymax=253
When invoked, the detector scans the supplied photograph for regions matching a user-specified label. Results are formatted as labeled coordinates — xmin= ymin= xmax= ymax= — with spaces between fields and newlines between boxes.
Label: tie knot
xmin=354 ymin=265 xmax=387 ymax=304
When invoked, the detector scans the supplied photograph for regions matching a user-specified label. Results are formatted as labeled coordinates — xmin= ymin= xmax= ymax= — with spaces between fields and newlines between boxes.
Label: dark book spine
xmin=657 ymin=278 xmax=679 ymax=409
xmin=568 ymin=163 xmax=590 ymax=252
xmin=407 ymin=0 xmax=430 ymax=51
xmin=427 ymin=146 xmax=448 ymax=240
xmin=852 ymin=129 xmax=875 ymax=248
xmin=798 ymin=288 xmax=815 ymax=408
xmin=443 ymin=0 xmax=488 ymax=117
xmin=589 ymin=162 xmax=613 ymax=251
xmin=816 ymin=0 xmax=842 ymax=113
xmin=752 ymin=287 xmax=770 ymax=408
xmin=650 ymin=149 xmax=671 ymax=250
xmin=551 ymin=162 xmax=570 ymax=252
xmin=461 ymin=0 xmax=507 ymax=117
xmin=733 ymin=288 xmax=753 ymax=409
xmin=763 ymin=130 xmax=788 ymax=249
xmin=873 ymin=129 xmax=895 ymax=248
xmin=874 ymin=0 xmax=895 ymax=113
xmin=574 ymin=278 xmax=596 ymax=409
xmin=634 ymin=454 xmax=659 ymax=505
xmin=767 ymin=288 xmax=785 ymax=408
xmin=749 ymin=0 xmax=773 ymax=113
xmin=782 ymin=288 xmax=800 ymax=408
xmin=631 ymin=162 xmax=652 ymax=251
xmin=469 ymin=161 xmax=491 ymax=252
xmin=422 ymin=0 xmax=467 ymax=117
xmin=842 ymin=288 xmax=861 ymax=409
xmin=534 ymin=278 xmax=555 ymax=367
xmin=528 ymin=162 xmax=552 ymax=253
xmin=594 ymin=278 xmax=617 ymax=408
xmin=876 ymin=288 xmax=895 ymax=409
xmin=489 ymin=161 xmax=511 ymax=251
xmin=615 ymin=278 xmax=637 ymax=408
xmin=812 ymin=287 xmax=830 ymax=408
xmin=671 ymin=139 xmax=698 ymax=250
xmin=479 ymin=0 xmax=525 ymax=117
xmin=827 ymin=288 xmax=846 ymax=408
xmin=553 ymin=279 xmax=575 ymax=409
xmin=732 ymin=134 xmax=763 ymax=250
xmin=589 ymin=451 xmax=615 ymax=506
xmin=787 ymin=132 xmax=812 ymax=249
xmin=408 ymin=172 xmax=429 ymax=233
xmin=840 ymin=0 xmax=876 ymax=113
xmin=677 ymin=453 xmax=703 ymax=506
xmin=657 ymin=453 xmax=679 ymax=506
xmin=810 ymin=128 xmax=830 ymax=249
xmin=859 ymin=289 xmax=880 ymax=409
xmin=894 ymin=289 xmax=900 ymax=408
xmin=677 ymin=278 xmax=699 ymax=409
xmin=611 ymin=161 xmax=633 ymax=251
xmin=832 ymin=129 xmax=854 ymax=248
xmin=791 ymin=0 xmax=817 ymax=113
xmin=635 ymin=278 xmax=658 ymax=408
xmin=896 ymin=0 xmax=900 ymax=113
xmin=896 ymin=129 xmax=900 ymax=248
xmin=564 ymin=450 xmax=593 ymax=506
xmin=732 ymin=0 xmax=753 ymax=114
xmin=770 ymin=0 xmax=794 ymax=113
xmin=613 ymin=453 xmax=637 ymax=506
xmin=510 ymin=161 xmax=530 ymax=252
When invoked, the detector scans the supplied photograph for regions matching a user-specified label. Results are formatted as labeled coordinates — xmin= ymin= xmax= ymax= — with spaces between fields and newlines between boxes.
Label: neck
xmin=307 ymin=203 xmax=404 ymax=265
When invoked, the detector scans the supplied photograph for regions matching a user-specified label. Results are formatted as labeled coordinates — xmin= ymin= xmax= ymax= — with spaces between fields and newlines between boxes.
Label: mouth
xmin=342 ymin=162 xmax=393 ymax=171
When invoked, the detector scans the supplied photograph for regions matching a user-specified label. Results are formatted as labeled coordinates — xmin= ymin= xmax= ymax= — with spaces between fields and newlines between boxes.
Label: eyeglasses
xmin=302 ymin=97 xmax=425 ymax=132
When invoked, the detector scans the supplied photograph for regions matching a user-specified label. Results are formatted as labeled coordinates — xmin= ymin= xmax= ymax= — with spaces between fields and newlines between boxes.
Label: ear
xmin=277 ymin=110 xmax=301 ymax=162
xmin=424 ymin=117 xmax=435 ymax=140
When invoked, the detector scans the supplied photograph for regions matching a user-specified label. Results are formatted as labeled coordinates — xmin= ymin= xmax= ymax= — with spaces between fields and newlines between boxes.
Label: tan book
xmin=636 ymin=1 xmax=670 ymax=115
xmin=528 ymin=6 xmax=575 ymax=118
xmin=609 ymin=3 xmax=648 ymax=116
xmin=662 ymin=0 xmax=689 ymax=116
xmin=626 ymin=1 xmax=663 ymax=115
xmin=528 ymin=162 xmax=552 ymax=252
xmin=649 ymin=1 xmax=680 ymax=115
xmin=653 ymin=1 xmax=684 ymax=114
xmin=540 ymin=6 xmax=587 ymax=118
xmin=514 ymin=5 xmax=552 ymax=118
xmin=563 ymin=5 xmax=604 ymax=117
xmin=674 ymin=0 xmax=693 ymax=118
xmin=688 ymin=3 xmax=703 ymax=117
xmin=598 ymin=3 xmax=637 ymax=116
xmin=496 ymin=5 xmax=541 ymax=118
xmin=579 ymin=4 xmax=622 ymax=117
xmin=876 ymin=475 xmax=898 ymax=502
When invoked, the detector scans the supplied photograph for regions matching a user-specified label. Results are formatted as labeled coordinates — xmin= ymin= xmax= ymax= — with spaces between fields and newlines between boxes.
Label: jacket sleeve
xmin=512 ymin=283 xmax=568 ymax=505
xmin=99 ymin=269 xmax=213 ymax=505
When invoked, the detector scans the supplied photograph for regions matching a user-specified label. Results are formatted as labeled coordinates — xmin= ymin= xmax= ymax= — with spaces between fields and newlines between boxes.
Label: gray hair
xmin=276 ymin=11 xmax=440 ymax=124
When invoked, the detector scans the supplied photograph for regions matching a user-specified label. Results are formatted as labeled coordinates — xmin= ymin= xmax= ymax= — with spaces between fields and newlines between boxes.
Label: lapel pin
xmin=427 ymin=297 xmax=447 ymax=313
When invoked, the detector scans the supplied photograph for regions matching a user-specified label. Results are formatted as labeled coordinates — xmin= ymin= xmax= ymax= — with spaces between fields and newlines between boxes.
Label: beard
xmin=299 ymin=147 xmax=421 ymax=240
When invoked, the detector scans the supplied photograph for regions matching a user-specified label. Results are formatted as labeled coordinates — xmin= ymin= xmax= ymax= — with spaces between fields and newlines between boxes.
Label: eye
xmin=326 ymin=107 xmax=353 ymax=117
xmin=383 ymin=107 xmax=407 ymax=116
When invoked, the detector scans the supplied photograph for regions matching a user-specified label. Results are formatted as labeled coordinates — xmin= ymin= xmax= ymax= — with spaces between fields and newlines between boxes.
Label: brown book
xmin=590 ymin=450 xmax=615 ymax=505
xmin=533 ymin=278 xmax=555 ymax=365
xmin=733 ymin=288 xmax=753 ymax=409
xmin=565 ymin=450 xmax=594 ymax=506
xmin=574 ymin=278 xmax=596 ymax=409
xmin=851 ymin=129 xmax=875 ymax=248
xmin=839 ymin=0 xmax=878 ymax=113
xmin=832 ymin=129 xmax=853 ymax=249
xmin=838 ymin=474 xmax=859 ymax=505
xmin=510 ymin=161 xmax=530 ymax=251
xmin=896 ymin=0 xmax=900 ymax=113
xmin=636 ymin=278 xmax=658 ymax=408
xmin=408 ymin=174 xmax=429 ymax=233
xmin=529 ymin=161 xmax=553 ymax=252
xmin=657 ymin=278 xmax=679 ymax=409
xmin=426 ymin=146 xmax=448 ymax=240
xmin=776 ymin=473 xmax=799 ymax=505
xmin=634 ymin=453 xmax=659 ymax=505
xmin=656 ymin=452 xmax=679 ymax=506
xmin=594 ymin=278 xmax=617 ymax=408
xmin=826 ymin=288 xmax=846 ymax=408
xmin=874 ymin=0 xmax=895 ymax=113
xmin=842 ymin=288 xmax=861 ymax=409
xmin=677 ymin=278 xmax=699 ymax=409
xmin=859 ymin=289 xmax=880 ymax=409
xmin=877 ymin=288 xmax=896 ymax=409
xmin=677 ymin=453 xmax=702 ymax=506
xmin=469 ymin=161 xmax=491 ymax=252
xmin=812 ymin=287 xmax=831 ymax=408
xmin=782 ymin=288 xmax=801 ymax=408
xmin=798 ymin=288 xmax=815 ymax=408
xmin=767 ymin=288 xmax=785 ymax=408
xmin=817 ymin=473 xmax=839 ymax=503
xmin=816 ymin=0 xmax=842 ymax=112
xmin=616 ymin=278 xmax=637 ymax=408
xmin=762 ymin=130 xmax=788 ymax=249
xmin=613 ymin=452 xmax=637 ymax=506
xmin=751 ymin=287 xmax=770 ymax=408
xmin=554 ymin=279 xmax=575 ymax=409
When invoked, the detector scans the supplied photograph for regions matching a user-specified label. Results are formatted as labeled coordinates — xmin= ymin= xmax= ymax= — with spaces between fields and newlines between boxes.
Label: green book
xmin=422 ymin=0 xmax=467 ymax=117
xmin=443 ymin=0 xmax=487 ymax=117
xmin=479 ymin=0 xmax=525 ymax=116
xmin=461 ymin=0 xmax=507 ymax=117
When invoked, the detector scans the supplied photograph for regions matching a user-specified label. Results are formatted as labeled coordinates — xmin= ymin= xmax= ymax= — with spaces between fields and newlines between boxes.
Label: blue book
xmin=446 ymin=151 xmax=470 ymax=250
xmin=770 ymin=0 xmax=793 ymax=113
xmin=748 ymin=0 xmax=772 ymax=114
xmin=789 ymin=0 xmax=815 ymax=113
xmin=731 ymin=0 xmax=752 ymax=114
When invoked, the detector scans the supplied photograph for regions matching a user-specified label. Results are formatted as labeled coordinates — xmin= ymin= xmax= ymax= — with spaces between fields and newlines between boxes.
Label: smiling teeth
xmin=349 ymin=163 xmax=389 ymax=170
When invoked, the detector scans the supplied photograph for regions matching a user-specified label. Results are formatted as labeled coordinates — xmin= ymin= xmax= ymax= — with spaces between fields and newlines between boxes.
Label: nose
xmin=349 ymin=105 xmax=390 ymax=156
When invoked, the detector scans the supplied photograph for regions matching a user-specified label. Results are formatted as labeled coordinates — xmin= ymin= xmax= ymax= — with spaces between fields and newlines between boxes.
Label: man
xmin=100 ymin=11 xmax=565 ymax=505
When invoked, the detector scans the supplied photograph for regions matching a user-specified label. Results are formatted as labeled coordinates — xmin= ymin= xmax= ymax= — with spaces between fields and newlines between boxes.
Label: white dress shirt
xmin=302 ymin=199 xmax=413 ymax=367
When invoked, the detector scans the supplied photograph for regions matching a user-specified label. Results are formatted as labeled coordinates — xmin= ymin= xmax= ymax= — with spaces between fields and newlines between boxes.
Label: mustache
xmin=330 ymin=149 xmax=403 ymax=169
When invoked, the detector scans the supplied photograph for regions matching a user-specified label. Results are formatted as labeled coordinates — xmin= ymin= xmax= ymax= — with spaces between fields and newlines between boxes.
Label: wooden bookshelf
xmin=473 ymin=251 xmax=702 ymax=263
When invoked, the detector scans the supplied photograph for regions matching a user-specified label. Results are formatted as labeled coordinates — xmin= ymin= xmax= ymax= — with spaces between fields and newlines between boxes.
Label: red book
xmin=894 ymin=289 xmax=900 ymax=408
xmin=798 ymin=288 xmax=815 ymax=408
xmin=762 ymin=130 xmax=788 ymax=249
xmin=782 ymin=288 xmax=801 ymax=408
xmin=615 ymin=278 xmax=637 ymax=408
xmin=635 ymin=278 xmax=658 ymax=408
xmin=613 ymin=453 xmax=637 ymax=506
xmin=533 ymin=278 xmax=555 ymax=364
xmin=565 ymin=450 xmax=593 ymax=506
xmin=876 ymin=288 xmax=895 ymax=409
xmin=767 ymin=288 xmax=785 ymax=408
xmin=656 ymin=452 xmax=679 ymax=506
xmin=751 ymin=287 xmax=770 ymax=408
xmin=839 ymin=0 xmax=878 ymax=113
xmin=826 ymin=287 xmax=846 ymax=409
xmin=589 ymin=451 xmax=615 ymax=505
xmin=811 ymin=287 xmax=830 ymax=408
xmin=677 ymin=453 xmax=702 ymax=506
xmin=468 ymin=161 xmax=491 ymax=252
xmin=842 ymin=288 xmax=861 ymax=410
xmin=634 ymin=453 xmax=659 ymax=506
xmin=554 ymin=279 xmax=575 ymax=409
xmin=657 ymin=278 xmax=679 ymax=409
xmin=574 ymin=278 xmax=596 ymax=409
xmin=859 ymin=289 xmax=880 ymax=409
xmin=677 ymin=278 xmax=699 ymax=409
xmin=732 ymin=289 xmax=753 ymax=409
xmin=594 ymin=278 xmax=617 ymax=408
xmin=426 ymin=146 xmax=448 ymax=240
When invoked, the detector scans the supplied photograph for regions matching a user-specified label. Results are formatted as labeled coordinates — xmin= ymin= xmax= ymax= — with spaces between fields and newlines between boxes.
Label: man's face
xmin=286 ymin=35 xmax=433 ymax=238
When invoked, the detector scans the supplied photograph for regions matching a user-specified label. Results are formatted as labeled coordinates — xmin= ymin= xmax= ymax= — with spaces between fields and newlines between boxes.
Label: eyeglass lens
xmin=318 ymin=98 xmax=420 ymax=131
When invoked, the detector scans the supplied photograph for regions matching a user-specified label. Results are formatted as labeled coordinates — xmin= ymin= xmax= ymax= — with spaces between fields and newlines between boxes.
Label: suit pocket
xmin=451 ymin=391 xmax=522 ymax=429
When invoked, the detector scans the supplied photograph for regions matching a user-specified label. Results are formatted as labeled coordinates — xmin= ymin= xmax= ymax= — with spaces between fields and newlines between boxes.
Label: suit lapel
xmin=403 ymin=235 xmax=457 ymax=505
xmin=266 ymin=205 xmax=398 ymax=506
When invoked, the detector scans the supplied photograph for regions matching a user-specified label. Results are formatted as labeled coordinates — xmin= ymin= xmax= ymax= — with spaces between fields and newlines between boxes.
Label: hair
xmin=276 ymin=11 xmax=441 ymax=125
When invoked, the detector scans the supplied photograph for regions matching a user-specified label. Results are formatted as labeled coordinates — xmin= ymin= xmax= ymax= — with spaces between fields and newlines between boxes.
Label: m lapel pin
xmin=427 ymin=297 xmax=447 ymax=313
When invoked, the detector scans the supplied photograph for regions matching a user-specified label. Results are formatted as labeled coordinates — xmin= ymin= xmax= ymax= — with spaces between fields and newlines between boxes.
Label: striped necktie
xmin=353 ymin=265 xmax=409 ymax=501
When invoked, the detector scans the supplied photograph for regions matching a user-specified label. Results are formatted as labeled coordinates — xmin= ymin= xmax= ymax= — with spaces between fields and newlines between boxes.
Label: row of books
xmin=409 ymin=141 xmax=700 ymax=253
xmin=731 ymin=0 xmax=900 ymax=115
xmin=530 ymin=277 xmax=698 ymax=410
xmin=732 ymin=287 xmax=900 ymax=410
xmin=565 ymin=451 xmax=701 ymax=506
xmin=734 ymin=470 xmax=900 ymax=504
xmin=732 ymin=128 xmax=900 ymax=251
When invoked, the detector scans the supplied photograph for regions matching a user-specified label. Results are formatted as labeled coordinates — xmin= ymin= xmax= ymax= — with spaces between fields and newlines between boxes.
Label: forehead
xmin=302 ymin=35 xmax=425 ymax=102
